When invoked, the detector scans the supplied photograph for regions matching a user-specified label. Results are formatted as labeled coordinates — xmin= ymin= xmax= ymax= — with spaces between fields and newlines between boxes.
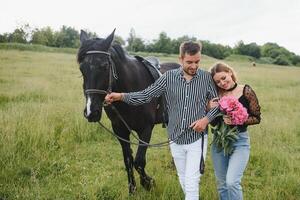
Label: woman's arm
xmin=244 ymin=85 xmax=261 ymax=125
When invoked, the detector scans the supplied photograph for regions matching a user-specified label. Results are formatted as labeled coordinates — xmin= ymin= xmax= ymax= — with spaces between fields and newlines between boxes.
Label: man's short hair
xmin=179 ymin=41 xmax=202 ymax=58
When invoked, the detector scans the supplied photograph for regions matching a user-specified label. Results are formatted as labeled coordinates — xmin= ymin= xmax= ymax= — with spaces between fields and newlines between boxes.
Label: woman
xmin=208 ymin=62 xmax=261 ymax=200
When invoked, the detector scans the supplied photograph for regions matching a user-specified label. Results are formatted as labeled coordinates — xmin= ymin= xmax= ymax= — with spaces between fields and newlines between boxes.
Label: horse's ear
xmin=103 ymin=28 xmax=116 ymax=49
xmin=80 ymin=30 xmax=89 ymax=43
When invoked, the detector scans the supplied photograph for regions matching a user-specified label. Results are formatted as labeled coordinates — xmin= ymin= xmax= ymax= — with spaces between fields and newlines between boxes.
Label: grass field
xmin=0 ymin=48 xmax=299 ymax=200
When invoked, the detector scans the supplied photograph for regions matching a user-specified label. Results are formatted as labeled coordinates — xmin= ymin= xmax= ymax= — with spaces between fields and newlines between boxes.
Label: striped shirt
xmin=123 ymin=68 xmax=219 ymax=145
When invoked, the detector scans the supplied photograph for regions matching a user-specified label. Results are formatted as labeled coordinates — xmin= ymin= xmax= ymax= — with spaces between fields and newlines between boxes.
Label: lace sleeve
xmin=244 ymin=85 xmax=261 ymax=125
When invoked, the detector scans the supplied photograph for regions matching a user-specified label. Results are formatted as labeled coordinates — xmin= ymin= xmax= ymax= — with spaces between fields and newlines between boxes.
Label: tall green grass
xmin=0 ymin=43 xmax=77 ymax=54
xmin=0 ymin=49 xmax=299 ymax=199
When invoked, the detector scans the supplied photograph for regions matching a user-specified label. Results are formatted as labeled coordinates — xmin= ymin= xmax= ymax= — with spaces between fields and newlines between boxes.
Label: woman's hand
xmin=223 ymin=115 xmax=233 ymax=125
xmin=207 ymin=97 xmax=219 ymax=110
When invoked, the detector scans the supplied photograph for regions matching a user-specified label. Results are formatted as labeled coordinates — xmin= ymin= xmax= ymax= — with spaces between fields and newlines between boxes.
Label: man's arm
xmin=189 ymin=74 xmax=219 ymax=133
xmin=105 ymin=74 xmax=166 ymax=105
xmin=205 ymin=75 xmax=220 ymax=122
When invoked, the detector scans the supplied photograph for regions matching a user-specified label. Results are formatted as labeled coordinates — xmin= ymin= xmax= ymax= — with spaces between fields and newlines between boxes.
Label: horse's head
xmin=77 ymin=29 xmax=116 ymax=122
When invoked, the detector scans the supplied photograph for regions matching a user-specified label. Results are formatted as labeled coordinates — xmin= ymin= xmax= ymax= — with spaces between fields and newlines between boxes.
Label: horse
xmin=77 ymin=29 xmax=181 ymax=194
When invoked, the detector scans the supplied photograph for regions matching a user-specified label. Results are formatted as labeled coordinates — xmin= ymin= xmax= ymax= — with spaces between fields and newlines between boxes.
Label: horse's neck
xmin=110 ymin=51 xmax=127 ymax=75
xmin=109 ymin=45 xmax=151 ymax=92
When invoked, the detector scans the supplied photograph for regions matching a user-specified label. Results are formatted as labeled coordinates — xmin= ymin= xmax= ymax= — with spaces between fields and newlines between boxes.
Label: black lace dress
xmin=211 ymin=84 xmax=261 ymax=132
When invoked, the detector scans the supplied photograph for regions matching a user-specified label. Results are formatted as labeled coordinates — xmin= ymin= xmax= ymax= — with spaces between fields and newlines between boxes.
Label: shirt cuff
xmin=122 ymin=93 xmax=131 ymax=103
xmin=206 ymin=107 xmax=219 ymax=122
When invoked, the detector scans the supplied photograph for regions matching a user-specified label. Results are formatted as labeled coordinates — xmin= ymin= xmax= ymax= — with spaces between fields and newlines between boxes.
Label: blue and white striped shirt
xmin=123 ymin=68 xmax=219 ymax=144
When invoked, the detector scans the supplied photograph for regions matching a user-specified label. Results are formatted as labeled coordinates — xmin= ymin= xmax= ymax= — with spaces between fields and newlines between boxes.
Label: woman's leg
xmin=226 ymin=132 xmax=250 ymax=200
xmin=211 ymin=144 xmax=229 ymax=200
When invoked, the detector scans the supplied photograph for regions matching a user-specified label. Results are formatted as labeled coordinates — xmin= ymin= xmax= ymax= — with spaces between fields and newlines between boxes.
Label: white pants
xmin=170 ymin=135 xmax=208 ymax=200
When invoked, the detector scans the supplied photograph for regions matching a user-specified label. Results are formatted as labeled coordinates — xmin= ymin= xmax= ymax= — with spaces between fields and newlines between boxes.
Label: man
xmin=105 ymin=41 xmax=219 ymax=200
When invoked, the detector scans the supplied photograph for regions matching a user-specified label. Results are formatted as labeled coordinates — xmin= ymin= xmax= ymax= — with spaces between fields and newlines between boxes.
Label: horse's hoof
xmin=141 ymin=177 xmax=155 ymax=191
xmin=129 ymin=184 xmax=137 ymax=194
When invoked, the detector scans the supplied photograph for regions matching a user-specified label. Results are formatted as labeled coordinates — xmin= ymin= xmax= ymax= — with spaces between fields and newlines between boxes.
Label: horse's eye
xmin=95 ymin=57 xmax=102 ymax=62
xmin=84 ymin=56 xmax=91 ymax=63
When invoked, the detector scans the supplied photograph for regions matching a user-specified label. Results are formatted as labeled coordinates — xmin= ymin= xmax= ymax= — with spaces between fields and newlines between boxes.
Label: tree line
xmin=1 ymin=24 xmax=299 ymax=66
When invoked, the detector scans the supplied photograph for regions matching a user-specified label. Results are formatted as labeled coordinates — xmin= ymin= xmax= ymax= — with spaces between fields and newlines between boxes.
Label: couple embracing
xmin=105 ymin=41 xmax=261 ymax=200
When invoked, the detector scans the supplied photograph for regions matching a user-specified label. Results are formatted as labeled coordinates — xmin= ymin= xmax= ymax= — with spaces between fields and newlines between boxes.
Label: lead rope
xmin=200 ymin=133 xmax=205 ymax=174
xmin=100 ymin=103 xmax=185 ymax=147
xmin=98 ymin=120 xmax=173 ymax=147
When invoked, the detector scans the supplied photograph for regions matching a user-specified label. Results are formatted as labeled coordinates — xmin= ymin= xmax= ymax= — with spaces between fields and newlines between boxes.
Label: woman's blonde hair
xmin=209 ymin=62 xmax=238 ymax=83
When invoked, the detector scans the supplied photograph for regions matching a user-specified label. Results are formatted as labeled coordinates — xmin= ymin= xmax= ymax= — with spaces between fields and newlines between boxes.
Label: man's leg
xmin=170 ymin=142 xmax=186 ymax=194
xmin=185 ymin=135 xmax=208 ymax=200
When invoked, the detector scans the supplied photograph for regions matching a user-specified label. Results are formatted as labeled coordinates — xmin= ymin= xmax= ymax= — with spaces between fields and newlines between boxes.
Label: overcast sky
xmin=1 ymin=0 xmax=300 ymax=54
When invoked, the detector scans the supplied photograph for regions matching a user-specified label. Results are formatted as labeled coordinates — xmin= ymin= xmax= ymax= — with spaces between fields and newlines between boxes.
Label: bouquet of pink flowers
xmin=211 ymin=96 xmax=249 ymax=155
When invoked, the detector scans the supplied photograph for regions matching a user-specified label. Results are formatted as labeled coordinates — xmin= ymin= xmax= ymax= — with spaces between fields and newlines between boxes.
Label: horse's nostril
xmin=94 ymin=110 xmax=100 ymax=116
xmin=84 ymin=108 xmax=101 ymax=122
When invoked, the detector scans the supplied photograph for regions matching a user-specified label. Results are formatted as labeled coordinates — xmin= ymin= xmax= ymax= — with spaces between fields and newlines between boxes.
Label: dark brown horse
xmin=77 ymin=29 xmax=180 ymax=194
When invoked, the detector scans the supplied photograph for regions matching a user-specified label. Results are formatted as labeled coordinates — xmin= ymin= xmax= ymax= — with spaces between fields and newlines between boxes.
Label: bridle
xmin=84 ymin=50 xmax=118 ymax=95
xmin=80 ymin=50 xmax=184 ymax=147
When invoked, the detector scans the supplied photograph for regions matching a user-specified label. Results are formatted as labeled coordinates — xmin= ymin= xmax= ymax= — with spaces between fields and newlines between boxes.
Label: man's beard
xmin=183 ymin=68 xmax=196 ymax=76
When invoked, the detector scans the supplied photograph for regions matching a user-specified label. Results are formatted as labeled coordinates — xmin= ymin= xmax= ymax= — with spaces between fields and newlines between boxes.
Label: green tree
xmin=31 ymin=27 xmax=55 ymax=46
xmin=151 ymin=32 xmax=172 ymax=53
xmin=274 ymin=54 xmax=291 ymax=65
xmin=202 ymin=40 xmax=232 ymax=59
xmin=234 ymin=41 xmax=261 ymax=58
xmin=0 ymin=33 xmax=9 ymax=43
xmin=10 ymin=28 xmax=27 ymax=43
xmin=261 ymin=43 xmax=281 ymax=58
xmin=291 ymin=54 xmax=300 ymax=66
xmin=114 ymin=35 xmax=125 ymax=46
xmin=126 ymin=28 xmax=145 ymax=52
xmin=54 ymin=26 xmax=79 ymax=48
xmin=261 ymin=43 xmax=296 ymax=66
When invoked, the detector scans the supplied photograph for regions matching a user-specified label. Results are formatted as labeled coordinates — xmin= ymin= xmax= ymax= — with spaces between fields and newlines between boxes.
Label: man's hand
xmin=104 ymin=92 xmax=123 ymax=104
xmin=207 ymin=97 xmax=219 ymax=110
xmin=189 ymin=117 xmax=210 ymax=133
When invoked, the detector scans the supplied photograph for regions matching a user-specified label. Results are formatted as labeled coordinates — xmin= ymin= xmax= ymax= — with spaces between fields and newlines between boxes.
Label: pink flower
xmin=219 ymin=96 xmax=238 ymax=113
xmin=212 ymin=96 xmax=249 ymax=155
xmin=231 ymin=106 xmax=248 ymax=125
xmin=219 ymin=96 xmax=248 ymax=125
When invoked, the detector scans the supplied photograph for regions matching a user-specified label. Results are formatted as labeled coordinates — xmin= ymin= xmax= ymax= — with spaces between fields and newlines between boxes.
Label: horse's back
xmin=160 ymin=62 xmax=181 ymax=74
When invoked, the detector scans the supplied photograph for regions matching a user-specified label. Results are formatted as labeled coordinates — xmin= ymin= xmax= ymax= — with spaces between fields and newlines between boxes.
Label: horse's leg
xmin=120 ymin=140 xmax=137 ymax=194
xmin=134 ymin=125 xmax=155 ymax=191
xmin=113 ymin=126 xmax=136 ymax=194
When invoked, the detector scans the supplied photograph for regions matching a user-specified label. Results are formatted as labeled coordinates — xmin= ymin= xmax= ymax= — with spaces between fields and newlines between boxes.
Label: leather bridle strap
xmin=84 ymin=50 xmax=118 ymax=95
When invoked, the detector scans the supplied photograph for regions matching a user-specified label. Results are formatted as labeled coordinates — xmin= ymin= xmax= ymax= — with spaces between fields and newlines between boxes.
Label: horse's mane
xmin=77 ymin=38 xmax=104 ymax=63
xmin=110 ymin=43 xmax=128 ymax=61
